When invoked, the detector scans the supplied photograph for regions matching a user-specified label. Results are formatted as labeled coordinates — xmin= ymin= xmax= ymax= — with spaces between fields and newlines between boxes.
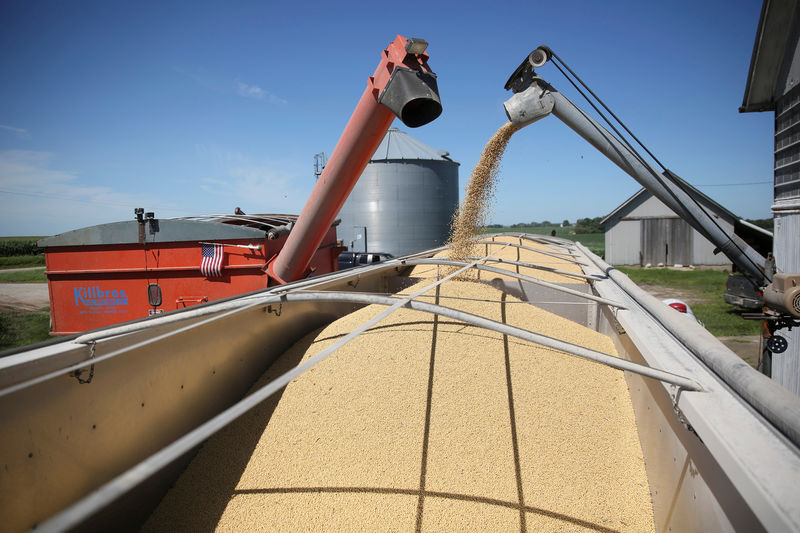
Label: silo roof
xmin=370 ymin=128 xmax=458 ymax=164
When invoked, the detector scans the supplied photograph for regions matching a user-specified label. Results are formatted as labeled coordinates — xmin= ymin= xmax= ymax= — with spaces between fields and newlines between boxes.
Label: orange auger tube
xmin=268 ymin=35 xmax=441 ymax=284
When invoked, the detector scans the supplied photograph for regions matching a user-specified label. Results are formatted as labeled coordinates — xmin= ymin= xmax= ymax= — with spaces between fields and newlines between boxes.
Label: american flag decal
xmin=200 ymin=243 xmax=224 ymax=277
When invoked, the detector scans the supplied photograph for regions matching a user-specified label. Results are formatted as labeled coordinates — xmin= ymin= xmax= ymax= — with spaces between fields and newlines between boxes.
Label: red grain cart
xmin=39 ymin=214 xmax=341 ymax=335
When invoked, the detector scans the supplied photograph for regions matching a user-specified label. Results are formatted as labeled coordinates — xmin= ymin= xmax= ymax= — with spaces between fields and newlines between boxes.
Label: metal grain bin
xmin=336 ymin=128 xmax=459 ymax=257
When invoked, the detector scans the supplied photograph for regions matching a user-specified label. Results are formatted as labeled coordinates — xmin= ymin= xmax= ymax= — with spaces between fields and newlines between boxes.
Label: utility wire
xmin=550 ymin=50 xmax=668 ymax=171
xmin=546 ymin=49 xmax=768 ymax=286
xmin=695 ymin=181 xmax=772 ymax=187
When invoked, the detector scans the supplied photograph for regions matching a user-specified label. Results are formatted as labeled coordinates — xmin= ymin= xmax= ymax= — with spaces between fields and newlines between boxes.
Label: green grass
xmin=0 ymin=269 xmax=47 ymax=283
xmin=0 ymin=255 xmax=46 ymax=269
xmin=617 ymin=267 xmax=760 ymax=336
xmin=0 ymin=308 xmax=51 ymax=350
xmin=482 ymin=225 xmax=605 ymax=256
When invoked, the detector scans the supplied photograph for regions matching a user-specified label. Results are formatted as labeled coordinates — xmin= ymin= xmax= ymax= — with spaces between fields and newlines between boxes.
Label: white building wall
xmin=690 ymin=217 xmax=735 ymax=267
xmin=605 ymin=220 xmax=641 ymax=265
xmin=604 ymin=192 xmax=736 ymax=267
xmin=627 ymin=195 xmax=676 ymax=218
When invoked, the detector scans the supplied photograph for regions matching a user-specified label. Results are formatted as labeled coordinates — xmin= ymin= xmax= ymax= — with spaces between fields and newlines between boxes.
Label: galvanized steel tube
xmin=578 ymin=242 xmax=800 ymax=448
xmin=546 ymin=88 xmax=769 ymax=284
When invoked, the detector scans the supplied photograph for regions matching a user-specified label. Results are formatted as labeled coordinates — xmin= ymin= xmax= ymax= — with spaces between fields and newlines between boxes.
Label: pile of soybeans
xmin=144 ymin=238 xmax=654 ymax=532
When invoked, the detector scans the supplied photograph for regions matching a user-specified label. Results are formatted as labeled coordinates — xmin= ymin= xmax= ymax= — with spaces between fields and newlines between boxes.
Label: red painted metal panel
xmin=45 ymin=227 xmax=341 ymax=335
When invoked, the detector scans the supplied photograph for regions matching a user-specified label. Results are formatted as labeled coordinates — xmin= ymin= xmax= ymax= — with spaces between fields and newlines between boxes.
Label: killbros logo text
xmin=73 ymin=286 xmax=129 ymax=314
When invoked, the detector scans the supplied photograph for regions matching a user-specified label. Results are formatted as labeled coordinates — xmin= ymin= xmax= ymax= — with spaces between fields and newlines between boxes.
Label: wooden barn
xmin=601 ymin=181 xmax=762 ymax=267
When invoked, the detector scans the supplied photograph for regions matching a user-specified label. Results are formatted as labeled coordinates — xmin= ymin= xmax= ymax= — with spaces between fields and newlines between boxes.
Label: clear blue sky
xmin=0 ymin=0 xmax=774 ymax=236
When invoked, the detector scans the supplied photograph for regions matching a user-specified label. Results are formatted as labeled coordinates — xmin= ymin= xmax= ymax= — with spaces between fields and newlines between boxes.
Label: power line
xmin=693 ymin=181 xmax=772 ymax=187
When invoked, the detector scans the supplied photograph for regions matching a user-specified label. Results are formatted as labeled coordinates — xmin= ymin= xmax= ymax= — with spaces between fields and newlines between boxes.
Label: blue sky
xmin=0 ymin=0 xmax=773 ymax=236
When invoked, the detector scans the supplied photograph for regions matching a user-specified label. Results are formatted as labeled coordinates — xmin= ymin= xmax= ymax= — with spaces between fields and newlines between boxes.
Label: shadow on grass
xmin=0 ymin=307 xmax=50 ymax=350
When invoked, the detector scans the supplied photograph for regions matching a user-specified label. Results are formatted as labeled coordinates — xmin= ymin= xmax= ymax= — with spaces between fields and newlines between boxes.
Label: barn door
xmin=641 ymin=218 xmax=692 ymax=265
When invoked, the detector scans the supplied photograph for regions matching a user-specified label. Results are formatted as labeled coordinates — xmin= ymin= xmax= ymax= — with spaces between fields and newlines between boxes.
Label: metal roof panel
xmin=370 ymin=128 xmax=458 ymax=163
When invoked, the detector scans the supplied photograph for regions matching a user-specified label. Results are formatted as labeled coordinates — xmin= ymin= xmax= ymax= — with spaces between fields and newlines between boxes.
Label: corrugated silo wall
xmin=337 ymin=160 xmax=458 ymax=257
xmin=771 ymin=83 xmax=800 ymax=395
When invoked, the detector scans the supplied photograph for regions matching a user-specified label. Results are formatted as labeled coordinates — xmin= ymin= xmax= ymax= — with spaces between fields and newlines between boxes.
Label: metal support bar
xmin=402 ymin=258 xmax=626 ymax=309
xmin=474 ymin=239 xmax=584 ymax=262
xmin=464 ymin=256 xmax=603 ymax=281
xmin=503 ymin=77 xmax=769 ymax=285
xmin=63 ymin=253 xmax=621 ymax=349
xmin=577 ymin=242 xmax=800 ymax=449
xmin=35 ymin=288 xmax=702 ymax=532
xmin=507 ymin=232 xmax=577 ymax=249
xmin=546 ymin=87 xmax=769 ymax=284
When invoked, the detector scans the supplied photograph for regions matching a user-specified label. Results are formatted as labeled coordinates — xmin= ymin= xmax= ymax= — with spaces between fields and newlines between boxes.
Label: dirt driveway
xmin=637 ymin=282 xmax=761 ymax=367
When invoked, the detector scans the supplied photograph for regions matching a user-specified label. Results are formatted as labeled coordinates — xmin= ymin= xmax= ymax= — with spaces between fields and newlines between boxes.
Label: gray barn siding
xmin=771 ymin=208 xmax=800 ymax=393
xmin=603 ymin=189 xmax=736 ymax=267
xmin=771 ymin=86 xmax=800 ymax=394
xmin=641 ymin=218 xmax=693 ymax=265
xmin=632 ymin=195 xmax=676 ymax=218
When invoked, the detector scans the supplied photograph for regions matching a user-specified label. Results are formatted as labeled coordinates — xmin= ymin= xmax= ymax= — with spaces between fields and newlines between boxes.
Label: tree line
xmin=485 ymin=217 xmax=605 ymax=234
xmin=485 ymin=217 xmax=774 ymax=234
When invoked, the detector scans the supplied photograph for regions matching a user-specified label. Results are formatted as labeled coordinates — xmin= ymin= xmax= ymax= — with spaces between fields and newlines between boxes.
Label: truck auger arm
xmin=268 ymin=36 xmax=442 ymax=285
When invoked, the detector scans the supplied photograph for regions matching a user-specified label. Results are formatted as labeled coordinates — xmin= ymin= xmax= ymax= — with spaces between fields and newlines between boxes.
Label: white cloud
xmin=175 ymin=67 xmax=287 ymax=104
xmin=0 ymin=150 xmax=185 ymax=235
xmin=0 ymin=124 xmax=31 ymax=139
xmin=234 ymin=78 xmax=287 ymax=104
xmin=192 ymin=144 xmax=309 ymax=214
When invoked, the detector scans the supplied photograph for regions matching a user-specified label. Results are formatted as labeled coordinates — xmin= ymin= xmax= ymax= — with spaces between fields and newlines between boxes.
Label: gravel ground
xmin=0 ymin=266 xmax=46 ymax=274
xmin=0 ymin=283 xmax=49 ymax=312
xmin=636 ymin=282 xmax=761 ymax=367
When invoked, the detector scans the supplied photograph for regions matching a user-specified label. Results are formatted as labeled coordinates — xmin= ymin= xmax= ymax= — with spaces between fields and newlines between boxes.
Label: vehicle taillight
xmin=669 ymin=302 xmax=688 ymax=313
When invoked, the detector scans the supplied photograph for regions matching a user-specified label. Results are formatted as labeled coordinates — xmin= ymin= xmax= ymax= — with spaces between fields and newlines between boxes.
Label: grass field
xmin=482 ymin=225 xmax=605 ymax=256
xmin=0 ymin=269 xmax=47 ymax=283
xmin=0 ymin=308 xmax=50 ymax=351
xmin=0 ymin=255 xmax=46 ymax=269
xmin=617 ymin=267 xmax=760 ymax=336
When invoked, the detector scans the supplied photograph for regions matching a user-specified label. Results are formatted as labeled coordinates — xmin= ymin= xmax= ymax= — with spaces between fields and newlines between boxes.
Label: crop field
xmin=0 ymin=237 xmax=46 ymax=261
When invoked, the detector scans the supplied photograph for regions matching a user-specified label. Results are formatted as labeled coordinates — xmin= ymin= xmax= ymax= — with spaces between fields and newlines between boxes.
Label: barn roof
xmin=601 ymin=175 xmax=738 ymax=226
xmin=740 ymin=0 xmax=800 ymax=112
